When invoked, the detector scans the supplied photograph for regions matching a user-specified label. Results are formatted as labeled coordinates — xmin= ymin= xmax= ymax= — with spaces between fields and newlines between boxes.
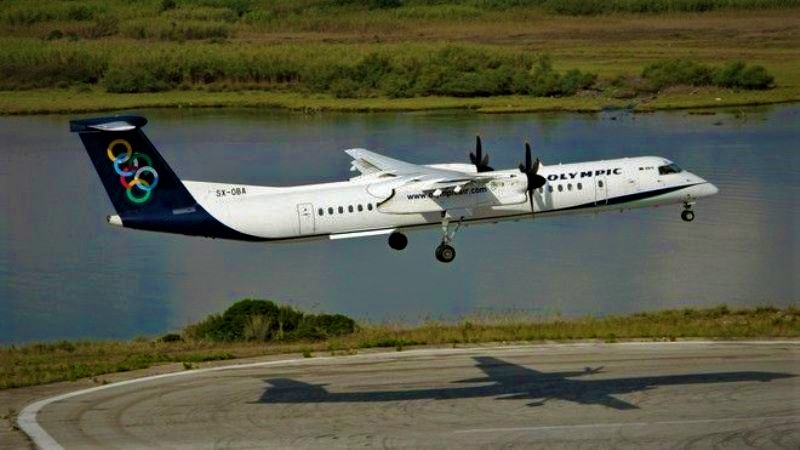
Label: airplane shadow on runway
xmin=255 ymin=356 xmax=796 ymax=410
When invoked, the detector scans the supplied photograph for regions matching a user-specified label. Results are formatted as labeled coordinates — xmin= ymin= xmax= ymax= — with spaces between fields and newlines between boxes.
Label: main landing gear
xmin=388 ymin=232 xmax=408 ymax=250
xmin=386 ymin=215 xmax=463 ymax=263
xmin=435 ymin=214 xmax=462 ymax=263
xmin=681 ymin=202 xmax=695 ymax=222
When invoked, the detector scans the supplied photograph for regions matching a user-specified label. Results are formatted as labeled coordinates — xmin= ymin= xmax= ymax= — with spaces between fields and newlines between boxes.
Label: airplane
xmin=255 ymin=356 xmax=793 ymax=409
xmin=71 ymin=115 xmax=718 ymax=263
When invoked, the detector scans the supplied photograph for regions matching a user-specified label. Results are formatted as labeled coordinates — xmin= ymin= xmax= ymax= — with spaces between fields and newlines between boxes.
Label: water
xmin=1 ymin=105 xmax=798 ymax=343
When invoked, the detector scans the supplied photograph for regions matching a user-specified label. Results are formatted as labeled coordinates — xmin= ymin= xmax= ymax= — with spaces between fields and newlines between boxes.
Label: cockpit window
xmin=658 ymin=163 xmax=683 ymax=175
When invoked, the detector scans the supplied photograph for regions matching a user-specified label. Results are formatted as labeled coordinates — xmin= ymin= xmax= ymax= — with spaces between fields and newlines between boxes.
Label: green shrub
xmin=121 ymin=19 xmax=232 ymax=41
xmin=642 ymin=58 xmax=713 ymax=90
xmin=537 ymin=0 xmax=800 ymax=15
xmin=87 ymin=15 xmax=119 ymax=39
xmin=159 ymin=333 xmax=183 ymax=343
xmin=394 ymin=5 xmax=483 ymax=19
xmin=0 ymin=44 xmax=107 ymax=89
xmin=526 ymin=55 xmax=563 ymax=96
xmin=294 ymin=314 xmax=357 ymax=339
xmin=330 ymin=78 xmax=361 ymax=98
xmin=3 ymin=8 xmax=55 ymax=26
xmin=560 ymin=69 xmax=597 ymax=95
xmin=713 ymin=61 xmax=774 ymax=89
xmin=544 ymin=0 xmax=607 ymax=16
xmin=335 ymin=0 xmax=402 ymax=9
xmin=66 ymin=5 xmax=99 ymax=21
xmin=162 ymin=6 xmax=239 ymax=23
xmin=183 ymin=299 xmax=355 ymax=342
xmin=103 ymin=65 xmax=170 ymax=93
xmin=643 ymin=58 xmax=775 ymax=90
xmin=46 ymin=29 xmax=64 ymax=40
xmin=194 ymin=0 xmax=252 ymax=17
xmin=161 ymin=0 xmax=178 ymax=12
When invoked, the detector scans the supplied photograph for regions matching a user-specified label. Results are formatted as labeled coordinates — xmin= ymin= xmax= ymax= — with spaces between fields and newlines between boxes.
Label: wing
xmin=345 ymin=149 xmax=510 ymax=214
xmin=345 ymin=148 xmax=485 ymax=183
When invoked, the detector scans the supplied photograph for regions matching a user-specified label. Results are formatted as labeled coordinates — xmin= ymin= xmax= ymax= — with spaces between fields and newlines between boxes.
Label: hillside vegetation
xmin=1 ymin=303 xmax=797 ymax=389
xmin=0 ymin=0 xmax=798 ymax=113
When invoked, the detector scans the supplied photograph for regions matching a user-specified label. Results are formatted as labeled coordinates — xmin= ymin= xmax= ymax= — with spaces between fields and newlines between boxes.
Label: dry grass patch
xmin=2 ymin=306 xmax=797 ymax=390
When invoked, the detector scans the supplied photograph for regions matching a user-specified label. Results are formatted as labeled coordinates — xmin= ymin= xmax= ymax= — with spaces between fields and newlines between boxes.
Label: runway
xmin=21 ymin=342 xmax=800 ymax=449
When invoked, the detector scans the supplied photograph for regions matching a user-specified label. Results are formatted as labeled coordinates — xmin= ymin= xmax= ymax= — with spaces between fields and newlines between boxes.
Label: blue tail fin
xmin=71 ymin=115 xmax=258 ymax=240
xmin=70 ymin=115 xmax=195 ymax=215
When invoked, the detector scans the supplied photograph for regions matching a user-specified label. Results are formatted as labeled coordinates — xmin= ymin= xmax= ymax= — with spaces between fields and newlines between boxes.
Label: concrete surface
xmin=21 ymin=342 xmax=800 ymax=449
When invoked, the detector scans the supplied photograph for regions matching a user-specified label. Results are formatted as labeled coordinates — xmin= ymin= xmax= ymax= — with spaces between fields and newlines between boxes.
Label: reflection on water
xmin=0 ymin=105 xmax=797 ymax=343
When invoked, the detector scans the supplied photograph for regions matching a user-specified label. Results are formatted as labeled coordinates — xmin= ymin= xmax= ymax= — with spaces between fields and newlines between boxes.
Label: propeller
xmin=519 ymin=141 xmax=546 ymax=215
xmin=469 ymin=135 xmax=493 ymax=172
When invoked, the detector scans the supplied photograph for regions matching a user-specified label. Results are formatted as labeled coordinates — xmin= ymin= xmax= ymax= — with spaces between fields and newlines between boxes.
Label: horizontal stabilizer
xmin=70 ymin=115 xmax=148 ymax=133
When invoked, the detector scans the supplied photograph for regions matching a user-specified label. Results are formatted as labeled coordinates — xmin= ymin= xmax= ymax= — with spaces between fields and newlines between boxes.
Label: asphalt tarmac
xmin=22 ymin=342 xmax=800 ymax=449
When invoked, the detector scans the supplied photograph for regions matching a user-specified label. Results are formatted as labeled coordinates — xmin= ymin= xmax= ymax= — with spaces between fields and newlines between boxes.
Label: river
xmin=1 ymin=105 xmax=797 ymax=343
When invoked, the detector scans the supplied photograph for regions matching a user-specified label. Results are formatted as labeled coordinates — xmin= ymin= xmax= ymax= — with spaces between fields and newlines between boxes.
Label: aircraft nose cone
xmin=705 ymin=182 xmax=719 ymax=196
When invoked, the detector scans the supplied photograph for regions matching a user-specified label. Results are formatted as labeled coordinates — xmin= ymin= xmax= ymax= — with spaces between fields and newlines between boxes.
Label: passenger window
xmin=598 ymin=180 xmax=604 ymax=188
xmin=318 ymin=208 xmax=324 ymax=216
xmin=328 ymin=207 xmax=333 ymax=215
xmin=357 ymin=204 xmax=363 ymax=212
xmin=348 ymin=205 xmax=354 ymax=213
xmin=567 ymin=183 xmax=572 ymax=191
xmin=367 ymin=203 xmax=373 ymax=211
xmin=577 ymin=182 xmax=582 ymax=190
xmin=558 ymin=185 xmax=563 ymax=192
xmin=548 ymin=186 xmax=553 ymax=193
xmin=338 ymin=206 xmax=344 ymax=214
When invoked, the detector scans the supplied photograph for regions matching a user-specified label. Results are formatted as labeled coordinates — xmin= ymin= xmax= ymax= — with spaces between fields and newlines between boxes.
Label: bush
xmin=560 ymin=69 xmax=597 ymax=95
xmin=162 ymin=7 xmax=239 ymax=23
xmin=121 ymin=19 xmax=232 ymax=41
xmin=46 ymin=29 xmax=64 ymax=40
xmin=643 ymin=59 xmax=775 ymax=90
xmin=330 ymin=78 xmax=362 ymax=98
xmin=394 ymin=5 xmax=483 ymax=20
xmin=294 ymin=314 xmax=357 ymax=339
xmin=0 ymin=44 xmax=107 ymax=89
xmin=159 ymin=333 xmax=183 ymax=343
xmin=537 ymin=0 xmax=799 ymax=15
xmin=66 ymin=5 xmax=99 ymax=21
xmin=713 ymin=61 xmax=774 ymax=89
xmin=104 ymin=65 xmax=170 ymax=93
xmin=183 ymin=299 xmax=356 ymax=342
xmin=194 ymin=0 xmax=252 ymax=17
xmin=87 ymin=15 xmax=119 ymax=39
xmin=641 ymin=58 xmax=713 ymax=90
xmin=161 ymin=0 xmax=177 ymax=12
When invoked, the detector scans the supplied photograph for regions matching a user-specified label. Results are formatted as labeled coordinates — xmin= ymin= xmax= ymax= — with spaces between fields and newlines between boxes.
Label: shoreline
xmin=2 ymin=88 xmax=798 ymax=116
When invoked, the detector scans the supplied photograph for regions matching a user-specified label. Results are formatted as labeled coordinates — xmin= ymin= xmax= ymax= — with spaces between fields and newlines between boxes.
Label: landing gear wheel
xmin=681 ymin=210 xmax=695 ymax=222
xmin=435 ymin=244 xmax=456 ymax=263
xmin=388 ymin=232 xmax=408 ymax=250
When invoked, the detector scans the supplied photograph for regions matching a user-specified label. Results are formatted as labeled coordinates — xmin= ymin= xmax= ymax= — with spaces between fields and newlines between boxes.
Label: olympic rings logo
xmin=106 ymin=139 xmax=159 ymax=204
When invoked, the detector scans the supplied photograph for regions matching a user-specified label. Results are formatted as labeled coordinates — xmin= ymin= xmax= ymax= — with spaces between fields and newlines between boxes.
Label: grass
xmin=0 ymin=2 xmax=798 ymax=114
xmin=1 ymin=305 xmax=797 ymax=390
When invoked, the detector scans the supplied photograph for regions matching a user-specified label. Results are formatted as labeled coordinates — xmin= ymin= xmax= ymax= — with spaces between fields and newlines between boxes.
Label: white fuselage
xmin=171 ymin=155 xmax=717 ymax=242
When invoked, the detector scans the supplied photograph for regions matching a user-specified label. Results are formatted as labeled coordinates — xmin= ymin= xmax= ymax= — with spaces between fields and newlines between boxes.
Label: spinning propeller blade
xmin=469 ymin=135 xmax=493 ymax=172
xmin=519 ymin=141 xmax=546 ymax=216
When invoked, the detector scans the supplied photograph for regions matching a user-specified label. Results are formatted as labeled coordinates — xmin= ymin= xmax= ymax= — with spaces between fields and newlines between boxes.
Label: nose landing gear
xmin=681 ymin=202 xmax=695 ymax=222
xmin=435 ymin=244 xmax=456 ymax=263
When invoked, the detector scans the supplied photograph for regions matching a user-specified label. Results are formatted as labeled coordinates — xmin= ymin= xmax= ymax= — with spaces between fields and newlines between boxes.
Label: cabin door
xmin=594 ymin=175 xmax=608 ymax=206
xmin=297 ymin=203 xmax=315 ymax=235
